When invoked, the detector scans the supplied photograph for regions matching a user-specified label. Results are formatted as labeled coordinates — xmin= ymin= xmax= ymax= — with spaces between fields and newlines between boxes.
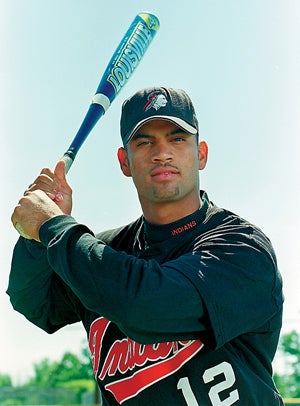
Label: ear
xmin=198 ymin=140 xmax=208 ymax=170
xmin=117 ymin=147 xmax=132 ymax=177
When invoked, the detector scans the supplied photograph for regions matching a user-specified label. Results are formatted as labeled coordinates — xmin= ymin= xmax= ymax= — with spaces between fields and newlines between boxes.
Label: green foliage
xmin=26 ymin=343 xmax=93 ymax=388
xmin=0 ymin=386 xmax=78 ymax=405
xmin=60 ymin=378 xmax=96 ymax=403
xmin=0 ymin=342 xmax=96 ymax=404
xmin=274 ymin=330 xmax=300 ymax=398
xmin=1 ymin=399 xmax=23 ymax=405
xmin=0 ymin=374 xmax=12 ymax=387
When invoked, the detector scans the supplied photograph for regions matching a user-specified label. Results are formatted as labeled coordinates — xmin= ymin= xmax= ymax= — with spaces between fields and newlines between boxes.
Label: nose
xmin=151 ymin=142 xmax=173 ymax=163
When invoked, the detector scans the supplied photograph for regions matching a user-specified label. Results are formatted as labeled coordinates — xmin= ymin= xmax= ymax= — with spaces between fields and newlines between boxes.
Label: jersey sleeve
xmin=171 ymin=227 xmax=283 ymax=349
xmin=36 ymin=214 xmax=282 ymax=348
xmin=36 ymin=215 xmax=209 ymax=344
xmin=7 ymin=236 xmax=83 ymax=333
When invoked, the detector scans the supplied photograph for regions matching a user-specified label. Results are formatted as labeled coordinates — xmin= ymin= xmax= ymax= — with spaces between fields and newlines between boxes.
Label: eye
xmin=171 ymin=136 xmax=186 ymax=143
xmin=136 ymin=140 xmax=153 ymax=147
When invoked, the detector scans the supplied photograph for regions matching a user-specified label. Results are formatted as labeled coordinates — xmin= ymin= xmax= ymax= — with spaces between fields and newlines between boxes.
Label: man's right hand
xmin=11 ymin=160 xmax=73 ymax=241
xmin=25 ymin=159 xmax=73 ymax=215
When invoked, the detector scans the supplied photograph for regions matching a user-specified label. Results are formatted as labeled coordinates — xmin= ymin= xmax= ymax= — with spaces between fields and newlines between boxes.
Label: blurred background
xmin=1 ymin=0 xmax=299 ymax=396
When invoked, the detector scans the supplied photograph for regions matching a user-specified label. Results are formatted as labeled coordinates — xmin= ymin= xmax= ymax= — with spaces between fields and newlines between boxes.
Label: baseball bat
xmin=62 ymin=12 xmax=160 ymax=173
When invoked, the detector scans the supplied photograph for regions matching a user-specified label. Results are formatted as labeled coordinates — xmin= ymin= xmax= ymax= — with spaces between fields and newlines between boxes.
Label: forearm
xmin=39 ymin=215 xmax=208 ymax=343
xmin=38 ymin=214 xmax=283 ymax=349
xmin=7 ymin=237 xmax=81 ymax=333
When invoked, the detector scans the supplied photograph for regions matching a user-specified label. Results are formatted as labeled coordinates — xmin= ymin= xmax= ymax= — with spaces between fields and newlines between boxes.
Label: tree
xmin=0 ymin=343 xmax=100 ymax=405
xmin=274 ymin=330 xmax=300 ymax=397
xmin=27 ymin=342 xmax=93 ymax=386
xmin=24 ymin=343 xmax=95 ymax=403
xmin=0 ymin=374 xmax=12 ymax=387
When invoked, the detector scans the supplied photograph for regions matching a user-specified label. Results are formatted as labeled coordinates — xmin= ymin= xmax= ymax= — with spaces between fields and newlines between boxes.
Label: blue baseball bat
xmin=62 ymin=12 xmax=160 ymax=172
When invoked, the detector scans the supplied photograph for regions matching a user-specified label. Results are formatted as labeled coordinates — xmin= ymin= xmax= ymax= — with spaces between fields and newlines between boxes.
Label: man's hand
xmin=25 ymin=160 xmax=72 ymax=214
xmin=11 ymin=160 xmax=73 ymax=242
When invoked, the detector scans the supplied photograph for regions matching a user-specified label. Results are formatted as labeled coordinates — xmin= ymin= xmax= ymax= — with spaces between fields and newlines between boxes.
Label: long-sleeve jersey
xmin=7 ymin=191 xmax=284 ymax=405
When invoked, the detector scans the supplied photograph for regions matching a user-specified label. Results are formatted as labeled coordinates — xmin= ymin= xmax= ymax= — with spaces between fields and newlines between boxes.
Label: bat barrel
xmin=95 ymin=12 xmax=160 ymax=103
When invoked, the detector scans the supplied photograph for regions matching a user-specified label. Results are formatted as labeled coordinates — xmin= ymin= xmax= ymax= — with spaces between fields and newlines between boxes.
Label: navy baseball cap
xmin=120 ymin=87 xmax=199 ymax=145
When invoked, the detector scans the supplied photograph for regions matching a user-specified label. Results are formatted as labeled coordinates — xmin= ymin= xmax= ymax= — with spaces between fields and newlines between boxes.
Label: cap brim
xmin=123 ymin=116 xmax=198 ymax=145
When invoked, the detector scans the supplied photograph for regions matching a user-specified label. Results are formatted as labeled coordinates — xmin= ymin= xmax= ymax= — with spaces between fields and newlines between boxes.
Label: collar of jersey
xmin=143 ymin=190 xmax=209 ymax=245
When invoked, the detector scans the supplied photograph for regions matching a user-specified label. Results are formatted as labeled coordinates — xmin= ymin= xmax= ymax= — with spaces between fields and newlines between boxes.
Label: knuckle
xmin=41 ymin=167 xmax=51 ymax=173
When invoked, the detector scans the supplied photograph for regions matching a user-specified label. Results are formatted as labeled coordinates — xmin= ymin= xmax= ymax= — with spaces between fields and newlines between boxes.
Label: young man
xmin=8 ymin=87 xmax=284 ymax=405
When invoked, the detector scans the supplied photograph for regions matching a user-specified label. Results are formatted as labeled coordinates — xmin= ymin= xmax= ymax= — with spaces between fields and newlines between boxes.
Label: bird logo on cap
xmin=143 ymin=91 xmax=168 ymax=112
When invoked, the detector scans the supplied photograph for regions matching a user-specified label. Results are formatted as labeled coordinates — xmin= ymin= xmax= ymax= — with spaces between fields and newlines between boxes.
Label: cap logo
xmin=143 ymin=91 xmax=167 ymax=112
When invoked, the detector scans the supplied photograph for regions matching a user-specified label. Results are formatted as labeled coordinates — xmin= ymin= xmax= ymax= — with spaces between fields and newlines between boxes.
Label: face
xmin=118 ymin=119 xmax=208 ymax=216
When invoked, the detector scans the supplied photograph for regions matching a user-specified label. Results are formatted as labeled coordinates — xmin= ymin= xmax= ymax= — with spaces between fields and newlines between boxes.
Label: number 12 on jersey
xmin=177 ymin=361 xmax=239 ymax=406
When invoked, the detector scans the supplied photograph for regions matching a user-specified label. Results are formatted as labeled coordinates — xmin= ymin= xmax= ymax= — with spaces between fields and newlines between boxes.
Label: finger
xmin=11 ymin=204 xmax=32 ymax=240
xmin=11 ymin=207 xmax=18 ymax=226
xmin=25 ymin=172 xmax=56 ymax=197
xmin=40 ymin=167 xmax=55 ymax=178
xmin=25 ymin=167 xmax=55 ymax=194
xmin=53 ymin=191 xmax=63 ymax=202
xmin=54 ymin=160 xmax=67 ymax=184
xmin=46 ymin=190 xmax=63 ymax=202
xmin=14 ymin=222 xmax=32 ymax=240
xmin=30 ymin=168 xmax=55 ymax=189
xmin=52 ymin=160 xmax=69 ymax=202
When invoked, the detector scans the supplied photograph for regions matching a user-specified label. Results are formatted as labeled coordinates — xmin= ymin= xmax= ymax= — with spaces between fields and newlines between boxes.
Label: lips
xmin=150 ymin=166 xmax=179 ymax=181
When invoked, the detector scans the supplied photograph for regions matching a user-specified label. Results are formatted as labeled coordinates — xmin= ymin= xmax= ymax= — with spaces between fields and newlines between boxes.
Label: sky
xmin=1 ymin=0 xmax=300 ymax=383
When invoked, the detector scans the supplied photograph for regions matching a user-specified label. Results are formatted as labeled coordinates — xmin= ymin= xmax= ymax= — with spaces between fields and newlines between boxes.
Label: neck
xmin=140 ymin=194 xmax=202 ymax=225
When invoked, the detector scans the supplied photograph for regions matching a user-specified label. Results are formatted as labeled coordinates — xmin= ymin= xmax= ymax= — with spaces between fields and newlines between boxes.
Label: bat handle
xmin=62 ymin=103 xmax=106 ymax=173
xmin=62 ymin=149 xmax=76 ymax=173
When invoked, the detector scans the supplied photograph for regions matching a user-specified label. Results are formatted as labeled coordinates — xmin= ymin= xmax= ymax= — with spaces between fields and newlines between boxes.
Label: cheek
xmin=127 ymin=157 xmax=144 ymax=182
xmin=185 ymin=150 xmax=200 ymax=170
xmin=183 ymin=152 xmax=201 ymax=182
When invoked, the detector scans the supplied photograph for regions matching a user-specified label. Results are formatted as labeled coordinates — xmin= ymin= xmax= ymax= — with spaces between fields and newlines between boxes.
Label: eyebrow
xmin=131 ymin=128 xmax=189 ymax=142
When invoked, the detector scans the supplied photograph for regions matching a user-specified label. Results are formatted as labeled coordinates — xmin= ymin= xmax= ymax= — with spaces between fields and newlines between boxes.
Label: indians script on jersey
xmin=89 ymin=317 xmax=204 ymax=403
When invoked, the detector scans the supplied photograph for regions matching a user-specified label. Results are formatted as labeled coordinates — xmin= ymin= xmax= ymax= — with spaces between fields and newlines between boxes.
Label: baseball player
xmin=8 ymin=87 xmax=284 ymax=405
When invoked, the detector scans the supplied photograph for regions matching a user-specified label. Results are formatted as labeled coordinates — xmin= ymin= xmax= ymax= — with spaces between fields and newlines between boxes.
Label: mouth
xmin=150 ymin=165 xmax=180 ymax=181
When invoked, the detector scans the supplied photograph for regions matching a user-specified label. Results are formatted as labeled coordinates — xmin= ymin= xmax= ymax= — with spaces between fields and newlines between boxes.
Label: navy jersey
xmin=7 ymin=191 xmax=284 ymax=405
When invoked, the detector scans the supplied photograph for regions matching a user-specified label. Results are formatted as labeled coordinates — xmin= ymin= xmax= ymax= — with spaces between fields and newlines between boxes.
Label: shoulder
xmin=95 ymin=216 xmax=144 ymax=248
xmin=201 ymin=198 xmax=277 ymax=265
